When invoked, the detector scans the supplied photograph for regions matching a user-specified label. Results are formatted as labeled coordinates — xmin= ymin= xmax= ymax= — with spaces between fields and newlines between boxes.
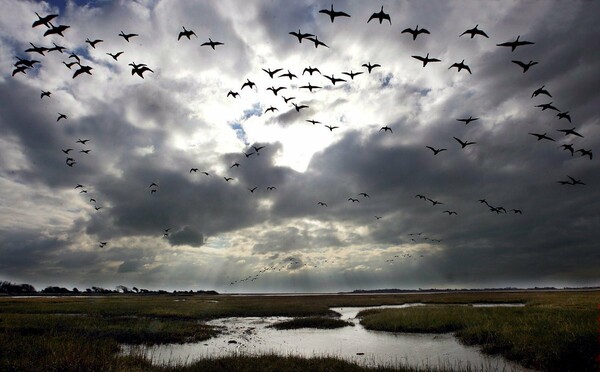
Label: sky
xmin=0 ymin=0 xmax=599 ymax=293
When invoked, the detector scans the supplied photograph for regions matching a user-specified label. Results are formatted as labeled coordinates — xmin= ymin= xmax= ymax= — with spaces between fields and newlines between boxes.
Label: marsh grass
xmin=358 ymin=305 xmax=598 ymax=371
xmin=269 ymin=316 xmax=353 ymax=330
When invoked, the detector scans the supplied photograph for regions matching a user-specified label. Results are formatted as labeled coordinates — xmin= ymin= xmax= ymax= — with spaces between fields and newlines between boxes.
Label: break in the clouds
xmin=0 ymin=0 xmax=599 ymax=292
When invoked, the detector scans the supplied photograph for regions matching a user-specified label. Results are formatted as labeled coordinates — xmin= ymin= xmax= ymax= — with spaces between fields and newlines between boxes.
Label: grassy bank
xmin=359 ymin=305 xmax=598 ymax=371
xmin=269 ymin=316 xmax=353 ymax=330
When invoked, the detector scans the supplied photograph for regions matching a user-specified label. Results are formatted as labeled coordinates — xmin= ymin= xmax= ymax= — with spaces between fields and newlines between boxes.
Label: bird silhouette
xmin=230 ymin=162 xmax=240 ymax=168
xmin=253 ymin=145 xmax=265 ymax=154
xmin=85 ymin=38 xmax=103 ymax=48
xmin=443 ymin=210 xmax=457 ymax=215
xmin=119 ymin=31 xmax=138 ymax=42
xmin=80 ymin=149 xmax=91 ymax=154
xmin=292 ymin=103 xmax=309 ymax=112
xmin=567 ymin=176 xmax=585 ymax=185
xmin=267 ymin=186 xmax=276 ymax=190
xmin=282 ymin=96 xmax=295 ymax=103
xmin=575 ymin=149 xmax=592 ymax=160
xmin=374 ymin=216 xmax=382 ymax=220
xmin=319 ymin=4 xmax=350 ymax=23
xmin=224 ymin=177 xmax=233 ymax=182
xmin=149 ymin=182 xmax=158 ymax=188
xmin=74 ymin=184 xmax=84 ymax=189
xmin=106 ymin=51 xmax=124 ymax=61
xmin=248 ymin=187 xmax=258 ymax=193
xmin=412 ymin=53 xmax=441 ymax=67
xmin=557 ymin=127 xmax=583 ymax=138
xmin=279 ymin=70 xmax=297 ymax=80
xmin=348 ymin=198 xmax=360 ymax=203
xmin=449 ymin=60 xmax=471 ymax=74
xmin=362 ymin=62 xmax=381 ymax=73
xmin=62 ymin=149 xmax=73 ymax=154
xmin=57 ymin=113 xmax=67 ymax=122
xmin=453 ymin=137 xmax=476 ymax=148
xmin=456 ymin=116 xmax=479 ymax=125
xmin=535 ymin=102 xmax=560 ymax=112
xmin=532 ymin=85 xmax=552 ymax=98
xmin=368 ymin=6 xmax=391 ymax=24
xmin=512 ymin=60 xmax=538 ymax=73
xmin=556 ymin=111 xmax=571 ymax=123
xmin=63 ymin=61 xmax=77 ymax=69
xmin=358 ymin=193 xmax=370 ymax=198
xmin=325 ymin=125 xmax=339 ymax=132
xmin=94 ymin=206 xmax=102 ymax=211
xmin=318 ymin=202 xmax=328 ymax=207
xmin=496 ymin=35 xmax=534 ymax=51
xmin=265 ymin=106 xmax=278 ymax=113
xmin=227 ymin=91 xmax=239 ymax=98
xmin=289 ymin=29 xmax=314 ymax=43
xmin=14 ymin=57 xmax=40 ymax=68
xmin=306 ymin=36 xmax=328 ymax=48
xmin=460 ymin=25 xmax=488 ymax=38
xmin=241 ymin=79 xmax=256 ymax=90
xmin=379 ymin=126 xmax=392 ymax=133
xmin=44 ymin=24 xmax=70 ymax=37
xmin=201 ymin=38 xmax=224 ymax=49
xmin=190 ymin=168 xmax=199 ymax=173
xmin=511 ymin=209 xmax=523 ymax=214
xmin=528 ymin=132 xmax=555 ymax=141
xmin=415 ymin=194 xmax=427 ymax=200
xmin=300 ymin=83 xmax=322 ymax=92
xmin=76 ymin=139 xmax=90 ymax=145
xmin=342 ymin=70 xmax=363 ymax=80
xmin=73 ymin=64 xmax=93 ymax=78
xmin=32 ymin=13 xmax=58 ymax=28
xmin=303 ymin=66 xmax=321 ymax=75
xmin=99 ymin=241 xmax=107 ymax=247
xmin=401 ymin=25 xmax=430 ymax=40
xmin=150 ymin=189 xmax=157 ymax=194
xmin=178 ymin=26 xmax=197 ymax=40
xmin=25 ymin=43 xmax=48 ymax=56
xmin=243 ymin=151 xmax=254 ymax=158
xmin=306 ymin=119 xmax=320 ymax=125
xmin=68 ymin=53 xmax=80 ymax=63
xmin=12 ymin=66 xmax=29 ymax=76
xmin=267 ymin=86 xmax=287 ymax=95
xmin=560 ymin=144 xmax=574 ymax=156
xmin=426 ymin=146 xmax=447 ymax=155
xmin=428 ymin=198 xmax=443 ymax=206
xmin=323 ymin=74 xmax=346 ymax=85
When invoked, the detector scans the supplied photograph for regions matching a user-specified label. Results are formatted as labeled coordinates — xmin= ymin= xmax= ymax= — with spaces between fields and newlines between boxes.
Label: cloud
xmin=167 ymin=226 xmax=205 ymax=247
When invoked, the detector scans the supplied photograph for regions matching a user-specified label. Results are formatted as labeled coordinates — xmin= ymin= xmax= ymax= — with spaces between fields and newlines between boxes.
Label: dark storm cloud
xmin=168 ymin=226 xmax=205 ymax=247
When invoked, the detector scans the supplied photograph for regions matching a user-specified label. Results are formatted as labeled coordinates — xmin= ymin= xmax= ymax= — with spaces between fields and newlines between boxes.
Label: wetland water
xmin=124 ymin=303 xmax=529 ymax=371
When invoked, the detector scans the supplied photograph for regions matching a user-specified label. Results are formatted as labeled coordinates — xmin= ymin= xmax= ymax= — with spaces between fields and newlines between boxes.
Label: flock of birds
xmin=10 ymin=5 xmax=592 ymax=287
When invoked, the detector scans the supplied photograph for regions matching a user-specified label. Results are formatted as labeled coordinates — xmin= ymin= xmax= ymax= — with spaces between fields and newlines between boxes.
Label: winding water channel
xmin=124 ymin=303 xmax=530 ymax=371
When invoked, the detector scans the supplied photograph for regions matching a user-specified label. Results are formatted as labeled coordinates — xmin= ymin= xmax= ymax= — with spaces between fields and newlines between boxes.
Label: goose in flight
xmin=368 ymin=6 xmax=391 ymax=24
xmin=348 ymin=198 xmax=360 ymax=203
xmin=428 ymin=198 xmax=443 ymax=206
xmin=62 ymin=149 xmax=73 ymax=154
xmin=306 ymin=36 xmax=328 ymax=48
xmin=267 ymin=186 xmax=276 ymax=190
xmin=227 ymin=90 xmax=239 ymax=98
xmin=66 ymin=158 xmax=76 ymax=167
xmin=267 ymin=86 xmax=286 ymax=96
xmin=63 ymin=61 xmax=77 ymax=69
xmin=85 ymin=38 xmax=103 ymax=49
xmin=243 ymin=151 xmax=254 ymax=158
xmin=68 ymin=53 xmax=80 ymax=63
xmin=323 ymin=74 xmax=346 ymax=85
xmin=449 ymin=60 xmax=471 ymax=74
xmin=190 ymin=168 xmax=199 ymax=173
xmin=557 ymin=127 xmax=583 ymax=138
xmin=567 ymin=175 xmax=585 ymax=185
xmin=528 ymin=132 xmax=555 ymax=142
xmin=402 ymin=25 xmax=430 ymax=40
xmin=560 ymin=144 xmax=574 ymax=156
xmin=532 ymin=85 xmax=551 ymax=98
xmin=253 ymin=145 xmax=265 ymax=154
xmin=74 ymin=184 xmax=84 ymax=189
xmin=44 ymin=24 xmax=70 ymax=37
xmin=511 ymin=209 xmax=523 ymax=214
xmin=150 ymin=189 xmax=157 ymax=194
xmin=41 ymin=90 xmax=51 ymax=99
xmin=57 ymin=113 xmax=67 ymax=121
xmin=415 ymin=194 xmax=427 ymax=200
xmin=325 ymin=125 xmax=339 ymax=132
xmin=224 ymin=177 xmax=233 ymax=182
xmin=230 ymin=162 xmax=240 ymax=168
xmin=76 ymin=139 xmax=90 ymax=145
xmin=202 ymin=171 xmax=210 ymax=176
xmin=306 ymin=119 xmax=320 ymax=125
xmin=12 ymin=66 xmax=29 ymax=76
xmin=460 ymin=25 xmax=488 ymax=38
xmin=342 ymin=70 xmax=363 ymax=80
xmin=426 ymin=146 xmax=447 ymax=155
xmin=535 ymin=102 xmax=560 ymax=112
xmin=576 ymin=149 xmax=592 ymax=160
xmin=80 ymin=149 xmax=91 ymax=154
xmin=201 ymin=38 xmax=224 ymax=49
xmin=358 ymin=193 xmax=370 ymax=198
xmin=317 ymin=202 xmax=327 ymax=207
xmin=79 ymin=189 xmax=87 ymax=193
xmin=556 ymin=111 xmax=571 ymax=123
xmin=149 ymin=182 xmax=158 ymax=188
xmin=300 ymin=83 xmax=321 ymax=92
xmin=512 ymin=60 xmax=538 ymax=73
xmin=279 ymin=70 xmax=297 ymax=80
xmin=94 ymin=206 xmax=102 ymax=211
xmin=303 ymin=66 xmax=321 ymax=75
xmin=178 ymin=26 xmax=197 ymax=40
xmin=319 ymin=4 xmax=350 ymax=23
xmin=32 ymin=12 xmax=58 ymax=28
xmin=443 ymin=210 xmax=457 ymax=215
xmin=292 ymin=103 xmax=309 ymax=112
xmin=248 ymin=187 xmax=258 ymax=193
xmin=73 ymin=64 xmax=93 ymax=78
xmin=25 ymin=43 xmax=48 ymax=56
xmin=289 ymin=29 xmax=314 ymax=43
xmin=362 ymin=62 xmax=381 ymax=73
xmin=262 ymin=68 xmax=282 ymax=79
xmin=282 ymin=96 xmax=295 ymax=103
xmin=456 ymin=116 xmax=479 ymax=125
xmin=496 ymin=35 xmax=534 ymax=51
xmin=106 ymin=51 xmax=124 ymax=61
xmin=379 ymin=126 xmax=392 ymax=133
xmin=130 ymin=63 xmax=153 ymax=78
xmin=412 ymin=53 xmax=441 ymax=67
xmin=241 ymin=79 xmax=256 ymax=90
xmin=265 ymin=106 xmax=278 ymax=113
xmin=119 ymin=31 xmax=138 ymax=42
xmin=453 ymin=137 xmax=476 ymax=148
xmin=98 ymin=241 xmax=107 ymax=248
xmin=14 ymin=57 xmax=40 ymax=68
xmin=374 ymin=216 xmax=382 ymax=220
xmin=90 ymin=198 xmax=96 ymax=203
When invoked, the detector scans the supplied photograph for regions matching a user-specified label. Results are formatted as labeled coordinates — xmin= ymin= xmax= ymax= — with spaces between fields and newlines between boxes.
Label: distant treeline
xmin=349 ymin=286 xmax=600 ymax=294
xmin=0 ymin=281 xmax=218 ymax=296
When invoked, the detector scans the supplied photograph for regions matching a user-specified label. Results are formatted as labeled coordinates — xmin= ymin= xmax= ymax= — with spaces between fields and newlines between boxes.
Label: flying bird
xmin=282 ymin=96 xmax=295 ymax=103
xmin=379 ymin=126 xmax=392 ymax=133
xmin=224 ymin=177 xmax=233 ymax=182
xmin=289 ymin=29 xmax=314 ymax=43
xmin=560 ymin=144 xmax=574 ymax=156
xmin=267 ymin=186 xmax=276 ymax=190
xmin=460 ymin=25 xmax=489 ymax=38
xmin=532 ymin=85 xmax=552 ymax=98
xmin=73 ymin=64 xmax=93 ymax=78
xmin=32 ymin=12 xmax=58 ymax=28
xmin=14 ymin=57 xmax=40 ymax=68
xmin=279 ymin=70 xmax=297 ymax=80
xmin=362 ymin=62 xmax=381 ymax=73
xmin=90 ymin=198 xmax=96 ymax=203
xmin=248 ymin=187 xmax=258 ymax=193
xmin=44 ymin=24 xmax=70 ymax=37
xmin=323 ymin=74 xmax=346 ymax=85
xmin=358 ymin=193 xmax=370 ymax=198
xmin=292 ymin=103 xmax=309 ymax=112
xmin=496 ymin=35 xmax=534 ymax=51
xmin=443 ymin=210 xmax=458 ymax=215
xmin=80 ymin=150 xmax=91 ymax=154
xmin=428 ymin=198 xmax=443 ymax=206
xmin=367 ymin=6 xmax=391 ymax=24
xmin=512 ymin=60 xmax=538 ymax=73
xmin=106 ymin=51 xmax=124 ymax=61
xmin=74 ymin=184 xmax=84 ymax=189
xmin=575 ymin=149 xmax=593 ymax=160
xmin=342 ymin=70 xmax=363 ymax=80
xmin=300 ymin=83 xmax=322 ymax=92
xmin=241 ymin=79 xmax=256 ymax=90
xmin=190 ymin=168 xmax=198 ymax=173
xmin=306 ymin=119 xmax=320 ymax=125
xmin=449 ymin=60 xmax=471 ymax=74
xmin=348 ymin=198 xmax=360 ymax=203
xmin=267 ymin=86 xmax=287 ymax=96
xmin=62 ymin=149 xmax=73 ymax=154
xmin=401 ymin=25 xmax=430 ymax=40
xmin=306 ymin=36 xmax=328 ymax=48
xmin=535 ymin=102 xmax=560 ymax=112
xmin=317 ymin=202 xmax=327 ymax=207
xmin=76 ymin=139 xmax=90 ymax=145
xmin=303 ymin=66 xmax=321 ymax=75
xmin=253 ymin=145 xmax=265 ymax=154
xmin=63 ymin=61 xmax=77 ymax=69
xmin=230 ymin=162 xmax=240 ymax=168
xmin=557 ymin=127 xmax=583 ymax=138
xmin=201 ymin=38 xmax=224 ymax=50
xmin=12 ymin=66 xmax=29 ymax=76
xmin=528 ymin=132 xmax=555 ymax=142
xmin=511 ymin=209 xmax=523 ymax=214
xmin=412 ymin=53 xmax=441 ymax=67
xmin=456 ymin=116 xmax=479 ymax=125
xmin=567 ymin=175 xmax=586 ymax=185
xmin=556 ymin=111 xmax=571 ymax=123
xmin=119 ymin=31 xmax=138 ymax=42
xmin=130 ymin=63 xmax=153 ymax=78
xmin=85 ymin=38 xmax=103 ymax=48
xmin=265 ymin=106 xmax=278 ymax=113
xmin=319 ymin=4 xmax=350 ymax=23
xmin=227 ymin=91 xmax=239 ymax=98
xmin=57 ymin=113 xmax=67 ymax=122
xmin=325 ymin=125 xmax=339 ymax=132
xmin=426 ymin=146 xmax=447 ymax=155
xmin=25 ymin=43 xmax=48 ymax=56
xmin=68 ymin=53 xmax=80 ymax=63
xmin=453 ymin=137 xmax=476 ymax=148
xmin=149 ymin=182 xmax=158 ymax=188
xmin=178 ymin=27 xmax=197 ymax=40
